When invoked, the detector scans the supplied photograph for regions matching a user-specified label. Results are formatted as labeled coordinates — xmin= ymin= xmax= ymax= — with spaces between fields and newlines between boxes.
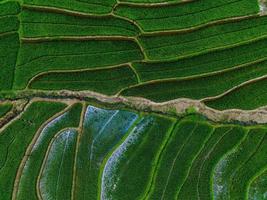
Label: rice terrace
xmin=2 ymin=0 xmax=267 ymax=199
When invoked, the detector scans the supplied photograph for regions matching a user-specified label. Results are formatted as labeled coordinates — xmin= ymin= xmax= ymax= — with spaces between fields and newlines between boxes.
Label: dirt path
xmin=259 ymin=0 xmax=267 ymax=15
xmin=2 ymin=89 xmax=267 ymax=124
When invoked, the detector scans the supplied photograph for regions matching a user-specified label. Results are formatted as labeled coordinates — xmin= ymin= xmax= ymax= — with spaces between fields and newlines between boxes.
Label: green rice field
xmin=1 ymin=0 xmax=267 ymax=199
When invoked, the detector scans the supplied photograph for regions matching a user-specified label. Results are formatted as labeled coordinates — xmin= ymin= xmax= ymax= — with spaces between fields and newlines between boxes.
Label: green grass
xmin=0 ymin=101 xmax=66 ymax=200
xmin=28 ymin=65 xmax=138 ymax=95
xmin=0 ymin=2 xmax=20 ymax=91
xmin=39 ymin=129 xmax=78 ymax=200
xmin=114 ymin=0 xmax=259 ymax=32
xmin=133 ymin=37 xmax=267 ymax=82
xmin=0 ymin=103 xmax=12 ymax=118
xmin=14 ymin=39 xmax=143 ymax=90
xmin=16 ymin=103 xmax=82 ymax=200
xmin=196 ymin=126 xmax=246 ymax=200
xmin=73 ymin=106 xmax=138 ymax=200
xmin=119 ymin=0 xmax=181 ymax=3
xmin=248 ymin=169 xmax=267 ymax=200
xmin=1 ymin=0 xmax=267 ymax=198
xmin=121 ymin=59 xmax=267 ymax=102
xmin=139 ymin=16 xmax=267 ymax=61
xmin=146 ymin=119 xmax=213 ymax=199
xmin=229 ymin=131 xmax=267 ymax=200
xmin=205 ymin=77 xmax=267 ymax=110
xmin=101 ymin=115 xmax=176 ymax=200
xmin=0 ymin=16 xmax=20 ymax=35
xmin=20 ymin=7 xmax=140 ymax=37
xmin=212 ymin=128 xmax=266 ymax=200
xmin=0 ymin=1 xmax=21 ymax=16
xmin=180 ymin=128 xmax=224 ymax=199
xmin=0 ymin=102 xmax=266 ymax=199
xmin=0 ymin=33 xmax=20 ymax=90
xmin=23 ymin=0 xmax=116 ymax=15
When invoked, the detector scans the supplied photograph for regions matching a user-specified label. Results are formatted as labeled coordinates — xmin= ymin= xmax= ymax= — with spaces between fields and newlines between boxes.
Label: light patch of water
xmin=84 ymin=105 xmax=138 ymax=169
xmin=88 ymin=109 xmax=119 ymax=168
xmin=248 ymin=170 xmax=267 ymax=200
xmin=39 ymin=129 xmax=76 ymax=200
xmin=32 ymin=112 xmax=67 ymax=151
xmin=213 ymin=155 xmax=230 ymax=200
xmin=101 ymin=117 xmax=152 ymax=200
xmin=84 ymin=106 xmax=116 ymax=129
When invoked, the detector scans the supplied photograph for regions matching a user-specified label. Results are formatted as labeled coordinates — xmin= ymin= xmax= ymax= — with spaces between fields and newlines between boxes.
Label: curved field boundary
xmin=27 ymin=64 xmax=139 ymax=95
xmin=116 ymin=0 xmax=195 ymax=7
xmin=99 ymin=115 xmax=145 ymax=200
xmin=203 ymin=75 xmax=267 ymax=110
xmin=1 ymin=100 xmax=267 ymax=199
xmin=71 ymin=103 xmax=86 ymax=200
xmin=0 ymin=101 xmax=67 ymax=200
xmin=114 ymin=0 xmax=259 ymax=32
xmin=38 ymin=128 xmax=78 ymax=200
xmin=0 ymin=0 xmax=265 ymax=114
xmin=11 ymin=104 xmax=71 ymax=200
xmin=36 ymin=127 xmax=77 ymax=200
xmin=15 ymin=103 xmax=82 ymax=200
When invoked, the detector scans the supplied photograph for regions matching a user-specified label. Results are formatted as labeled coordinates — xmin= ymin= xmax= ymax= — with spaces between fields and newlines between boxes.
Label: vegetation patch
xmin=1 ymin=0 xmax=267 ymax=199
